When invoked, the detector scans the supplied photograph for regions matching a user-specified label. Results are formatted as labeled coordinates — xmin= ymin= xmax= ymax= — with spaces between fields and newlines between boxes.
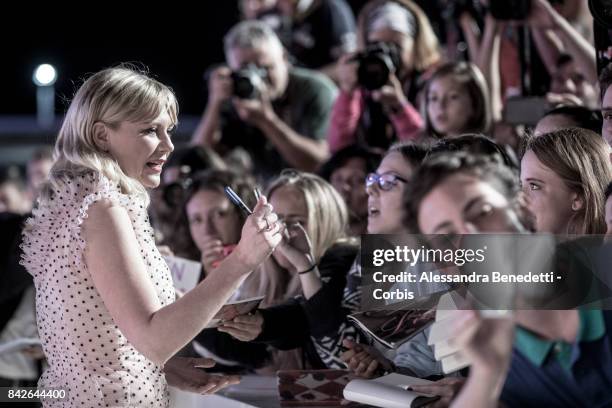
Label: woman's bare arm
xmin=83 ymin=197 xmax=280 ymax=366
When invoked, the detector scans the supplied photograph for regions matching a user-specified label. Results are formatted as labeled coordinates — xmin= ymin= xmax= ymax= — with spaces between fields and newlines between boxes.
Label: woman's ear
xmin=571 ymin=192 xmax=585 ymax=212
xmin=92 ymin=122 xmax=110 ymax=152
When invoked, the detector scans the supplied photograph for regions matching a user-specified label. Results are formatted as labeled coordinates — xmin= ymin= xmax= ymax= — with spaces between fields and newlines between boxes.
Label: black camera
xmin=354 ymin=42 xmax=402 ymax=91
xmin=231 ymin=64 xmax=267 ymax=99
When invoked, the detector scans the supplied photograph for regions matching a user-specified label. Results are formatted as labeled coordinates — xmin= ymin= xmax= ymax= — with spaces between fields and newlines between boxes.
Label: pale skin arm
xmin=83 ymin=196 xmax=281 ymax=367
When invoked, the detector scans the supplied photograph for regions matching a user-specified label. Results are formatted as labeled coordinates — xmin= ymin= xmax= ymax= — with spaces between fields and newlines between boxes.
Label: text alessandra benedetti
xmin=372 ymin=271 xmax=558 ymax=283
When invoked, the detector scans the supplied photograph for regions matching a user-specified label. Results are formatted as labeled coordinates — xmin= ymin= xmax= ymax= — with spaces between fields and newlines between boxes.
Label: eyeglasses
xmin=365 ymin=173 xmax=408 ymax=191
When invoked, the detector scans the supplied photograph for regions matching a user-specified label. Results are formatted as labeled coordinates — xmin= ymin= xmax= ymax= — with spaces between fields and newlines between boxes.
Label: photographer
xmin=192 ymin=20 xmax=337 ymax=179
xmin=327 ymin=0 xmax=442 ymax=153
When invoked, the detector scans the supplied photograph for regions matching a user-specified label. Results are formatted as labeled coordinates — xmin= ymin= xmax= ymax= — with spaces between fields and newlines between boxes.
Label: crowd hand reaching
xmin=452 ymin=310 xmax=514 ymax=378
xmin=208 ymin=66 xmax=233 ymax=107
xmin=409 ymin=377 xmax=467 ymax=408
xmin=337 ymin=53 xmax=359 ymax=94
xmin=545 ymin=92 xmax=583 ymax=107
xmin=277 ymin=222 xmax=315 ymax=272
xmin=200 ymin=236 xmax=225 ymax=272
xmin=526 ymin=0 xmax=560 ymax=29
xmin=233 ymin=195 xmax=283 ymax=271
xmin=371 ymin=73 xmax=408 ymax=114
xmin=217 ymin=311 xmax=264 ymax=342
xmin=340 ymin=339 xmax=394 ymax=379
xmin=164 ymin=356 xmax=240 ymax=395
xmin=233 ymin=85 xmax=275 ymax=127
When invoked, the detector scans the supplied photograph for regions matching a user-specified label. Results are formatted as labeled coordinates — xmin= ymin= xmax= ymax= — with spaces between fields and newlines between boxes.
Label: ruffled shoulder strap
xmin=21 ymin=171 xmax=135 ymax=278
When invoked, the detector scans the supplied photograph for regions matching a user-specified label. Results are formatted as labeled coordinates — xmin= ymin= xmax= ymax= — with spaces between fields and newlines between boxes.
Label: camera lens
xmin=233 ymin=75 xmax=257 ymax=99
xmin=358 ymin=57 xmax=391 ymax=90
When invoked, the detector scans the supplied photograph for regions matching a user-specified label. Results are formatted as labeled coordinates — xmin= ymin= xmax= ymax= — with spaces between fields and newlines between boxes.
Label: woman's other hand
xmin=164 ymin=356 xmax=240 ymax=394
xmin=217 ymin=311 xmax=264 ymax=342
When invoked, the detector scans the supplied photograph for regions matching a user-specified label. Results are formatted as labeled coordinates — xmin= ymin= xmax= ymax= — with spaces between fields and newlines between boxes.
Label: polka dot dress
xmin=21 ymin=172 xmax=176 ymax=407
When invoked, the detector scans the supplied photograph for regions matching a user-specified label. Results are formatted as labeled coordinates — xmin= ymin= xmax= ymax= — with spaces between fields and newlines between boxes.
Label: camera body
xmin=355 ymin=42 xmax=402 ymax=91
xmin=231 ymin=64 xmax=267 ymax=99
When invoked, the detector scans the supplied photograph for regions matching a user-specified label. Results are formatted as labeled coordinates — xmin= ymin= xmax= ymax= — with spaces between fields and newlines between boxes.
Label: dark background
xmin=2 ymin=1 xmax=386 ymax=117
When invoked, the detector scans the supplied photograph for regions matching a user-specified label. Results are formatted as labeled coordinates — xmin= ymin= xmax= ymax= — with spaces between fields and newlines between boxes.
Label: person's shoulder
xmin=320 ymin=239 xmax=360 ymax=265
xmin=289 ymin=67 xmax=337 ymax=93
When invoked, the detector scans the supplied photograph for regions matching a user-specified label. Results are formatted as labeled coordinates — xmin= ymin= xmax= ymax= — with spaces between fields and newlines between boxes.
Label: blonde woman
xmin=21 ymin=66 xmax=282 ymax=407
xmin=218 ymin=170 xmax=358 ymax=370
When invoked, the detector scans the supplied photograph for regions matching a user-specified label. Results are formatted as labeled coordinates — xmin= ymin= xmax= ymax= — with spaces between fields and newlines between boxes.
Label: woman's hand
xmin=409 ymin=377 xmax=467 ymax=408
xmin=276 ymin=222 xmax=315 ymax=272
xmin=371 ymin=73 xmax=409 ymax=113
xmin=208 ymin=66 xmax=233 ymax=108
xmin=164 ymin=356 xmax=240 ymax=394
xmin=337 ymin=53 xmax=359 ymax=93
xmin=200 ymin=235 xmax=224 ymax=272
xmin=453 ymin=310 xmax=514 ymax=377
xmin=217 ymin=311 xmax=264 ymax=342
xmin=233 ymin=195 xmax=282 ymax=270
xmin=340 ymin=339 xmax=394 ymax=379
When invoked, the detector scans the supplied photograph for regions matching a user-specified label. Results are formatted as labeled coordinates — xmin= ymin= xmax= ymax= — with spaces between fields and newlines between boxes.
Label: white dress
xmin=21 ymin=172 xmax=176 ymax=407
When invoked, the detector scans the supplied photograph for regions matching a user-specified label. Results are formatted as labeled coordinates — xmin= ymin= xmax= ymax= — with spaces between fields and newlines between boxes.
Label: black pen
xmin=224 ymin=186 xmax=253 ymax=216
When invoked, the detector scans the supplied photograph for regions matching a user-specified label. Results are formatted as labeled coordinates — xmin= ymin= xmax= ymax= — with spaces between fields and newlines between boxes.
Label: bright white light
xmin=33 ymin=64 xmax=57 ymax=86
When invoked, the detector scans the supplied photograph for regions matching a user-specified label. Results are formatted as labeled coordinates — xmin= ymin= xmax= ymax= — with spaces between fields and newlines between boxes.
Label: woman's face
xmin=269 ymin=185 xmax=308 ymax=270
xmin=367 ymin=28 xmax=414 ymax=76
xmin=520 ymin=150 xmax=581 ymax=234
xmin=427 ymin=75 xmax=474 ymax=137
xmin=186 ymin=189 xmax=243 ymax=251
xmin=367 ymin=151 xmax=414 ymax=234
xmin=330 ymin=157 xmax=369 ymax=222
xmin=418 ymin=172 xmax=524 ymax=235
xmin=105 ymin=110 xmax=175 ymax=189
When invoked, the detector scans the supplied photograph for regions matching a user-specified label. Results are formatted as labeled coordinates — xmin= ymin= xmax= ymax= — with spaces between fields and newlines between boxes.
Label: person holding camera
xmin=327 ymin=0 xmax=441 ymax=153
xmin=191 ymin=20 xmax=337 ymax=180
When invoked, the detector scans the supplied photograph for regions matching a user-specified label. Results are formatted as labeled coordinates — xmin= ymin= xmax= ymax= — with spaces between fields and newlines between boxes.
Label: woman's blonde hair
xmin=39 ymin=65 xmax=178 ymax=206
xmin=524 ymin=127 xmax=612 ymax=234
xmin=267 ymin=170 xmax=350 ymax=261
xmin=356 ymin=0 xmax=441 ymax=72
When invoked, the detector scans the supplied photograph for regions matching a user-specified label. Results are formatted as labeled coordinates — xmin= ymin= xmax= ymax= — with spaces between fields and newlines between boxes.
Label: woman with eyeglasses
xmin=219 ymin=145 xmax=434 ymax=369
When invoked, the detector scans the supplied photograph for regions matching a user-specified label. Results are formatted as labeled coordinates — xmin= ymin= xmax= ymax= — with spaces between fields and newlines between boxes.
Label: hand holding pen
xmin=226 ymin=187 xmax=283 ymax=270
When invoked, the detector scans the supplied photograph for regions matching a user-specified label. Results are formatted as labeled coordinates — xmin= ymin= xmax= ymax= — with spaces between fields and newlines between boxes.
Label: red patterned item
xmin=278 ymin=370 xmax=359 ymax=407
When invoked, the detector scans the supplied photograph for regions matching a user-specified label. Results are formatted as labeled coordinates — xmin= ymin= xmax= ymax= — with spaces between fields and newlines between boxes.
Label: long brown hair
xmin=525 ymin=128 xmax=612 ymax=234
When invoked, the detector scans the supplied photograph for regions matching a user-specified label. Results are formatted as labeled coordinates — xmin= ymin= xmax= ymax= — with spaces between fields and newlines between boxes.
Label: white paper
xmin=164 ymin=256 xmax=202 ymax=293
